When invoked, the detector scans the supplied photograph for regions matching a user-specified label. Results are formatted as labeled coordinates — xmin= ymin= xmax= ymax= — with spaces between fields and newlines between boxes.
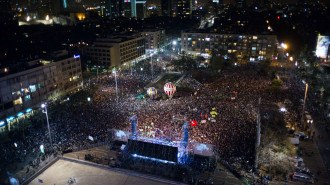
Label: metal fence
xmin=71 ymin=141 xmax=110 ymax=152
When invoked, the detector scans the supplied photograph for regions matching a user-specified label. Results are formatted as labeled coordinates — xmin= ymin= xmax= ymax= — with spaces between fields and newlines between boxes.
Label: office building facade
xmin=0 ymin=51 xmax=83 ymax=132
xmin=181 ymin=32 xmax=277 ymax=61
xmin=177 ymin=0 xmax=191 ymax=19
xmin=82 ymin=34 xmax=146 ymax=67
xmin=140 ymin=29 xmax=166 ymax=51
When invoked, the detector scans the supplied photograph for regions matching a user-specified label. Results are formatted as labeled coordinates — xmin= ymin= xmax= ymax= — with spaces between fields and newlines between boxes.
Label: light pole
xmin=150 ymin=53 xmax=154 ymax=80
xmin=300 ymin=82 xmax=308 ymax=130
xmin=41 ymin=103 xmax=52 ymax=149
xmin=254 ymin=97 xmax=261 ymax=169
xmin=113 ymin=68 xmax=118 ymax=103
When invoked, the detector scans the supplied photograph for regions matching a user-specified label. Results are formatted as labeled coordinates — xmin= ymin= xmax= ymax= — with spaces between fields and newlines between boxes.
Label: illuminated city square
xmin=0 ymin=0 xmax=330 ymax=185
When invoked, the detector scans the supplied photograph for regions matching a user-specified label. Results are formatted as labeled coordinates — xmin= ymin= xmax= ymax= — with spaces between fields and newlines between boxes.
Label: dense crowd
xmin=0 ymin=67 xmax=306 ymax=184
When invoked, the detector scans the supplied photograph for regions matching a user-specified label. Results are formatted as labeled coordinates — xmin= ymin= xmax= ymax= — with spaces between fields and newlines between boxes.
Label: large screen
xmin=127 ymin=139 xmax=178 ymax=162
xmin=316 ymin=35 xmax=329 ymax=59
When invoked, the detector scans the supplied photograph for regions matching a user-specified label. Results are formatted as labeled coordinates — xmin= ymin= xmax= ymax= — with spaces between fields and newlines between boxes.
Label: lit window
xmin=29 ymin=85 xmax=36 ymax=92
xmin=14 ymin=97 xmax=23 ymax=105
xmin=253 ymin=36 xmax=258 ymax=40
xmin=252 ymin=47 xmax=256 ymax=50
xmin=24 ymin=95 xmax=31 ymax=101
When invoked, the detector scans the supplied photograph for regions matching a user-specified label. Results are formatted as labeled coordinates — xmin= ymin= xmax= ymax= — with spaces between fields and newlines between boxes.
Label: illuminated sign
xmin=17 ymin=112 xmax=24 ymax=117
xmin=40 ymin=144 xmax=44 ymax=153
xmin=73 ymin=55 xmax=80 ymax=58
xmin=0 ymin=120 xmax=5 ymax=127
xmin=6 ymin=116 xmax=15 ymax=122
xmin=316 ymin=35 xmax=329 ymax=59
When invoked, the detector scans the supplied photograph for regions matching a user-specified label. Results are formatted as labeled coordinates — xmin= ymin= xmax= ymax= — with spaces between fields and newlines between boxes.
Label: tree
xmin=133 ymin=60 xmax=151 ymax=73
xmin=268 ymin=78 xmax=283 ymax=95
xmin=259 ymin=59 xmax=272 ymax=75
xmin=170 ymin=54 xmax=197 ymax=72
xmin=209 ymin=53 xmax=225 ymax=71
xmin=19 ymin=119 xmax=32 ymax=138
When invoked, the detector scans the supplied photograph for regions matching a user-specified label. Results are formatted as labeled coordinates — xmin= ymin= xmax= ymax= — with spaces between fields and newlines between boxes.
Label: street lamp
xmin=300 ymin=82 xmax=308 ymax=130
xmin=112 ymin=68 xmax=118 ymax=103
xmin=41 ymin=103 xmax=52 ymax=149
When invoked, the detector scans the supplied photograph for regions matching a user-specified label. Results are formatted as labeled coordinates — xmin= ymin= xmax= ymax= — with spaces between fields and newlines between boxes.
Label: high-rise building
xmin=161 ymin=0 xmax=173 ymax=16
xmin=177 ymin=0 xmax=191 ymax=19
xmin=101 ymin=0 xmax=123 ymax=18
xmin=122 ymin=0 xmax=146 ymax=18
xmin=140 ymin=29 xmax=166 ymax=51
xmin=237 ymin=0 xmax=246 ymax=8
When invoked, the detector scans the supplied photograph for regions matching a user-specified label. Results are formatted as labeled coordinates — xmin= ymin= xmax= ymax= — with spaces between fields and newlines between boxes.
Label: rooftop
xmin=0 ymin=50 xmax=76 ymax=78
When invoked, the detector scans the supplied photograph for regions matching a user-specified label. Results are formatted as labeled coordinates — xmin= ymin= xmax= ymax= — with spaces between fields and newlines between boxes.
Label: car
xmin=293 ymin=132 xmax=308 ymax=140
xmin=296 ymin=169 xmax=314 ymax=177
xmin=305 ymin=114 xmax=313 ymax=124
xmin=292 ymin=172 xmax=314 ymax=183
xmin=292 ymin=157 xmax=303 ymax=163
xmin=294 ymin=161 xmax=305 ymax=168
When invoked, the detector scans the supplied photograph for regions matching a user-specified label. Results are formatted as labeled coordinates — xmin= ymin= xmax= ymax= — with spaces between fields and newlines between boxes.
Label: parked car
xmin=296 ymin=168 xmax=314 ymax=177
xmin=293 ymin=132 xmax=308 ymax=140
xmin=292 ymin=157 xmax=303 ymax=163
xmin=292 ymin=172 xmax=314 ymax=183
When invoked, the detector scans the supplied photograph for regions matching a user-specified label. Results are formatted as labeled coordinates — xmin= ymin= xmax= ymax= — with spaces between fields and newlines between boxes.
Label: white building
xmin=181 ymin=32 xmax=277 ymax=61
xmin=0 ymin=50 xmax=83 ymax=132
xmin=82 ymin=34 xmax=146 ymax=67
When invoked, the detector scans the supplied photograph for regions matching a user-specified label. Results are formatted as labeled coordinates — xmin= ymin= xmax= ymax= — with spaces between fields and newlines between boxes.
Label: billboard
xmin=316 ymin=35 xmax=329 ymax=59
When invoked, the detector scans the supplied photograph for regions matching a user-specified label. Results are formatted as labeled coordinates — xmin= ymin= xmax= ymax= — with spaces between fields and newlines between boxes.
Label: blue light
xmin=131 ymin=154 xmax=176 ymax=164
xmin=6 ymin=116 xmax=15 ymax=122
xmin=74 ymin=55 xmax=80 ymax=58
xmin=63 ymin=0 xmax=67 ymax=8
xmin=0 ymin=120 xmax=5 ymax=127
xmin=17 ymin=112 xmax=24 ymax=117
xmin=26 ymin=108 xmax=32 ymax=113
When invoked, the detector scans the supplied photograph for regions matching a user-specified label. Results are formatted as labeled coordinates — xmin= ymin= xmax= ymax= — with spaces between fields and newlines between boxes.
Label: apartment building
xmin=0 ymin=50 xmax=82 ymax=132
xmin=181 ymin=32 xmax=277 ymax=61
xmin=82 ymin=34 xmax=146 ymax=67
xmin=140 ymin=29 xmax=166 ymax=51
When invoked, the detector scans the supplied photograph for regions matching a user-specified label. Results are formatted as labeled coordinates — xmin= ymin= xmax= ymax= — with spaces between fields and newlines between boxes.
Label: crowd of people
xmin=0 ymin=67 xmax=306 ymax=184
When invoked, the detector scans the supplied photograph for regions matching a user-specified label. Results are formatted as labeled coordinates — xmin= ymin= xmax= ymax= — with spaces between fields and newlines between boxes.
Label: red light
xmin=191 ymin=120 xmax=197 ymax=127
xmin=277 ymin=16 xmax=280 ymax=20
